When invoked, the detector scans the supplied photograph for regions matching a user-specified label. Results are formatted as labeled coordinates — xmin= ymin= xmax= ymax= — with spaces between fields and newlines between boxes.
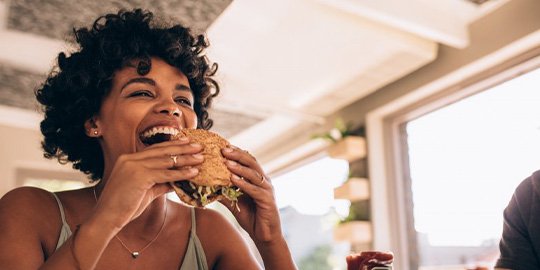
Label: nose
xmin=165 ymin=107 xmax=181 ymax=117
xmin=155 ymin=99 xmax=182 ymax=117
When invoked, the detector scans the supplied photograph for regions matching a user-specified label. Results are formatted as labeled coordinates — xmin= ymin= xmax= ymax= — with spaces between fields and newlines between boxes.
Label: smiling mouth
xmin=139 ymin=126 xmax=181 ymax=146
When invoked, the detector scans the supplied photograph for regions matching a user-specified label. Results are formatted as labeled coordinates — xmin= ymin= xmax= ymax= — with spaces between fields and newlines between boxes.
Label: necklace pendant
xmin=132 ymin=251 xmax=140 ymax=259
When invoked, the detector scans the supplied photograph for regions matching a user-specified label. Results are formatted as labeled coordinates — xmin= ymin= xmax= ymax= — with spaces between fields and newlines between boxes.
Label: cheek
xmin=184 ymin=110 xmax=198 ymax=128
xmin=102 ymin=108 xmax=145 ymax=135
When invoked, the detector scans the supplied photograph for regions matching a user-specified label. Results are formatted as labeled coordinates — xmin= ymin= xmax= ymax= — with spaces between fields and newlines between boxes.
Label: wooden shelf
xmin=334 ymin=178 xmax=370 ymax=201
xmin=327 ymin=136 xmax=366 ymax=162
xmin=333 ymin=221 xmax=372 ymax=244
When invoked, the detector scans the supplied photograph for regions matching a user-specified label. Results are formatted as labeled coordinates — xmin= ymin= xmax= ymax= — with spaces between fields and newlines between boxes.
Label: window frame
xmin=366 ymin=41 xmax=540 ymax=269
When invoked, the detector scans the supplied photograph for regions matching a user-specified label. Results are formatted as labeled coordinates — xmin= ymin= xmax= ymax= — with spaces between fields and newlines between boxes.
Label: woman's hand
xmin=346 ymin=251 xmax=394 ymax=270
xmin=92 ymin=138 xmax=204 ymax=230
xmin=220 ymin=146 xmax=282 ymax=243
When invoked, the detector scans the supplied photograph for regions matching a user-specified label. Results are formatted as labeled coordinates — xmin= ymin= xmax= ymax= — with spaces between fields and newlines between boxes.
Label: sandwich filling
xmin=139 ymin=127 xmax=242 ymax=209
xmin=172 ymin=181 xmax=243 ymax=208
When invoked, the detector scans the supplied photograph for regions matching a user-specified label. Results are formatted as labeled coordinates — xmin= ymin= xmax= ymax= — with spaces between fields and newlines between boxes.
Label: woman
xmin=0 ymin=9 xmax=295 ymax=270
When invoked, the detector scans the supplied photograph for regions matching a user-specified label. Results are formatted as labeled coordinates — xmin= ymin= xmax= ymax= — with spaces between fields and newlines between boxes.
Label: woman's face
xmin=93 ymin=57 xmax=198 ymax=166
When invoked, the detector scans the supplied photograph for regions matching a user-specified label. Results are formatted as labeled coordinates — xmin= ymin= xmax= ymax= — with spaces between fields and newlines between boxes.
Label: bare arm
xmin=220 ymin=146 xmax=297 ymax=270
xmin=0 ymin=187 xmax=117 ymax=270
xmin=254 ymin=237 xmax=295 ymax=270
xmin=0 ymin=187 xmax=49 ymax=269
xmin=0 ymin=140 xmax=205 ymax=269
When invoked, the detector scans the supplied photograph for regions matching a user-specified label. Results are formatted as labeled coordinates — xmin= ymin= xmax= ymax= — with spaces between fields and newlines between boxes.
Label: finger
xmin=222 ymin=146 xmax=263 ymax=173
xmin=374 ymin=253 xmax=394 ymax=261
xmin=131 ymin=143 xmax=203 ymax=160
xmin=346 ymin=255 xmax=358 ymax=270
xmin=152 ymin=167 xmax=199 ymax=184
xmin=226 ymin=160 xmax=268 ymax=187
xmin=141 ymin=154 xmax=204 ymax=169
xmin=230 ymin=173 xmax=267 ymax=198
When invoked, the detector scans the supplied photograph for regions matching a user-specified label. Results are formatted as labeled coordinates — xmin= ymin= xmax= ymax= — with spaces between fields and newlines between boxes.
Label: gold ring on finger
xmin=170 ymin=155 xmax=178 ymax=167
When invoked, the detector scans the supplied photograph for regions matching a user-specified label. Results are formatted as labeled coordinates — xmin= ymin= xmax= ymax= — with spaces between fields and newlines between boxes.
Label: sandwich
xmin=169 ymin=129 xmax=243 ymax=208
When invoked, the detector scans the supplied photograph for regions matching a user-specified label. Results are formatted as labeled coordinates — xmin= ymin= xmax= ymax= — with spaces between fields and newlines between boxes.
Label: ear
xmin=84 ymin=117 xmax=100 ymax=137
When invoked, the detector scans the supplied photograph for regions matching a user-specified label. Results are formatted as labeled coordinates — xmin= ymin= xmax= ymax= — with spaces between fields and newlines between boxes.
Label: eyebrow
xmin=175 ymin=84 xmax=192 ymax=92
xmin=120 ymin=77 xmax=192 ymax=93
xmin=120 ymin=77 xmax=155 ymax=91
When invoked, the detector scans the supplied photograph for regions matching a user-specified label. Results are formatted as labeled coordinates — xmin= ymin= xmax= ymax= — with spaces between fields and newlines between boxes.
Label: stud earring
xmin=93 ymin=130 xmax=99 ymax=136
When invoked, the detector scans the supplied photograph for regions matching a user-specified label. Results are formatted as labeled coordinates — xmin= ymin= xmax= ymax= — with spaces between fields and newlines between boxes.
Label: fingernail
xmin=189 ymin=168 xmax=198 ymax=173
xmin=192 ymin=153 xmax=204 ymax=159
xmin=223 ymin=147 xmax=233 ymax=153
xmin=231 ymin=174 xmax=241 ymax=181
xmin=178 ymin=137 xmax=189 ymax=142
xmin=227 ymin=160 xmax=237 ymax=166
xmin=190 ymin=143 xmax=201 ymax=148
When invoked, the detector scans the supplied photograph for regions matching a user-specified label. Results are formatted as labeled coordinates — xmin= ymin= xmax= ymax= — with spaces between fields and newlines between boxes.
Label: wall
xmin=0 ymin=123 xmax=86 ymax=196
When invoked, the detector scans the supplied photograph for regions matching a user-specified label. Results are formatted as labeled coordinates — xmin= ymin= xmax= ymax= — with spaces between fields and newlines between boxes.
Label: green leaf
xmin=335 ymin=118 xmax=347 ymax=133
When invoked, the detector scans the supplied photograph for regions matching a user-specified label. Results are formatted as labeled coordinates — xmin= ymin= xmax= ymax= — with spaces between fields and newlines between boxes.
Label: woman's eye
xmin=130 ymin=91 xmax=153 ymax=97
xmin=175 ymin=98 xmax=192 ymax=106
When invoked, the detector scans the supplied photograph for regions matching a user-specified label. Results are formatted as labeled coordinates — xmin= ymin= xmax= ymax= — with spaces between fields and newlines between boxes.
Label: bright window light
xmin=407 ymin=66 xmax=540 ymax=265
xmin=273 ymin=157 xmax=349 ymax=215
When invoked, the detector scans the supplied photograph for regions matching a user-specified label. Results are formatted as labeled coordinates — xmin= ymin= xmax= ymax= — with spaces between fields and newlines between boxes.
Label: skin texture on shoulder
xmin=0 ymin=187 xmax=63 ymax=269
xmin=194 ymin=207 xmax=260 ymax=269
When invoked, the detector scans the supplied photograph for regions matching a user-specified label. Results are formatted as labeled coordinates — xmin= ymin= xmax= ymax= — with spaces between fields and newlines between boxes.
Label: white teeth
xmin=141 ymin=126 xmax=180 ymax=139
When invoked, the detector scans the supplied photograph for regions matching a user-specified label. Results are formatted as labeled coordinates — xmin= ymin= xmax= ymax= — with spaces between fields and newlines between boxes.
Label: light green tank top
xmin=51 ymin=193 xmax=208 ymax=270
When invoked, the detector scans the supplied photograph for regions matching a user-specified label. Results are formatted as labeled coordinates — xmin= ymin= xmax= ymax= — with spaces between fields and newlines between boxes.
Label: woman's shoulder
xmin=0 ymin=186 xmax=61 ymax=228
xmin=194 ymin=207 xmax=247 ymax=244
xmin=193 ymin=206 xmax=248 ymax=266
xmin=0 ymin=186 xmax=61 ymax=242
xmin=0 ymin=186 xmax=56 ymax=212
xmin=194 ymin=207 xmax=237 ymax=233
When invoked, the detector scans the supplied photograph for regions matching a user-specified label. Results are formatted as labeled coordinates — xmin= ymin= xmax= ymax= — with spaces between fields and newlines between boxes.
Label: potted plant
xmin=312 ymin=118 xmax=366 ymax=161
xmin=333 ymin=200 xmax=372 ymax=244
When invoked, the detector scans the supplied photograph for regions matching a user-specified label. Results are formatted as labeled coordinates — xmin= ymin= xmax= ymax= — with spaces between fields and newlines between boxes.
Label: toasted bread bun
xmin=170 ymin=129 xmax=233 ymax=207
xmin=179 ymin=129 xmax=231 ymax=186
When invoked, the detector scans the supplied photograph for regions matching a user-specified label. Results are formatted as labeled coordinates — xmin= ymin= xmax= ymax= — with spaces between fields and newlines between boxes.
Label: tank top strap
xmin=51 ymin=192 xmax=70 ymax=228
xmin=190 ymin=207 xmax=197 ymax=234
xmin=51 ymin=192 xmax=73 ymax=250
xmin=179 ymin=207 xmax=208 ymax=270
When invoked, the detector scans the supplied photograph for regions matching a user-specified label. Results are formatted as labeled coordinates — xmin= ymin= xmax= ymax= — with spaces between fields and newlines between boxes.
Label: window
xmin=273 ymin=156 xmax=351 ymax=270
xmin=367 ymin=47 xmax=540 ymax=269
xmin=406 ymin=67 xmax=540 ymax=268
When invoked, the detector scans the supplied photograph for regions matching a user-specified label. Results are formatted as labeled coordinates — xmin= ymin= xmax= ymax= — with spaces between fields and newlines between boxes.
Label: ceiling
xmin=0 ymin=0 xmax=508 ymax=173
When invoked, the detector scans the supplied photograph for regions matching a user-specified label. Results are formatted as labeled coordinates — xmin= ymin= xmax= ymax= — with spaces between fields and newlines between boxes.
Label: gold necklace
xmin=92 ymin=186 xmax=168 ymax=259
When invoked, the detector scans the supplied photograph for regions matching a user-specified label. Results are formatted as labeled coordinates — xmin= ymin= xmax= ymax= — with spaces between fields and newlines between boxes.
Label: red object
xmin=346 ymin=251 xmax=393 ymax=270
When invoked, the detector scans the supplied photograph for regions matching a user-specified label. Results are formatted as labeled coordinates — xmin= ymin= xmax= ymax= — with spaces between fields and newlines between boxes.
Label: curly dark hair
xmin=35 ymin=9 xmax=219 ymax=181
